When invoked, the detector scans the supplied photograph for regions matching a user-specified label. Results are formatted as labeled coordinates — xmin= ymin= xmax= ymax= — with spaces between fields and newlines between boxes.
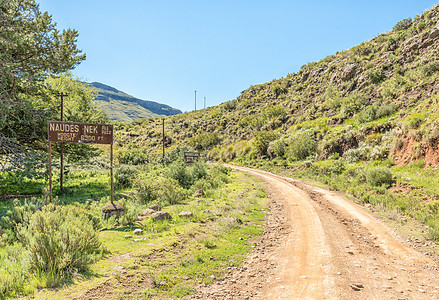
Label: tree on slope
xmin=0 ymin=0 xmax=86 ymax=172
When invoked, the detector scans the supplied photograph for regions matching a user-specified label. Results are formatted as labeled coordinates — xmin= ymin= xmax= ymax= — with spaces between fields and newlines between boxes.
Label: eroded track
xmin=193 ymin=166 xmax=439 ymax=299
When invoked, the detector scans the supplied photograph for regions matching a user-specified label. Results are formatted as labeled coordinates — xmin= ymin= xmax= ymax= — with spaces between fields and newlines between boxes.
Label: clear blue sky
xmin=37 ymin=0 xmax=438 ymax=112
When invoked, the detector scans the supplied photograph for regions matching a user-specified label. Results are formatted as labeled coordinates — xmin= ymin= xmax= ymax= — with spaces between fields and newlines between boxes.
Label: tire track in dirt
xmin=192 ymin=166 xmax=439 ymax=299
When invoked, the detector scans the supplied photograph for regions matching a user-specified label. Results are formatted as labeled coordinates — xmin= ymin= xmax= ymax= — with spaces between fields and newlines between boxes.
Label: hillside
xmin=111 ymin=4 xmax=439 ymax=242
xmin=115 ymin=4 xmax=439 ymax=167
xmin=90 ymin=82 xmax=182 ymax=122
xmin=4 ymin=3 xmax=439 ymax=298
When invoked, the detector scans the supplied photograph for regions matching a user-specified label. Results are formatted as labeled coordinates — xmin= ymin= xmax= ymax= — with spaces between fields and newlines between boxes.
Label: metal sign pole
xmin=162 ymin=118 xmax=165 ymax=160
xmin=110 ymin=143 xmax=114 ymax=204
xmin=58 ymin=92 xmax=67 ymax=193
xmin=49 ymin=140 xmax=52 ymax=203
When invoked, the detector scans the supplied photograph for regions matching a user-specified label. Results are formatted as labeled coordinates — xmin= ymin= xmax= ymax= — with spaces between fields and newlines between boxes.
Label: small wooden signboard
xmin=47 ymin=121 xmax=115 ymax=205
xmin=184 ymin=151 xmax=200 ymax=163
xmin=48 ymin=121 xmax=113 ymax=144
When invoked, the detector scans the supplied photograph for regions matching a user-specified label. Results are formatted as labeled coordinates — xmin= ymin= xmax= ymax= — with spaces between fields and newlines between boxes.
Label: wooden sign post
xmin=47 ymin=121 xmax=114 ymax=203
xmin=184 ymin=151 xmax=200 ymax=163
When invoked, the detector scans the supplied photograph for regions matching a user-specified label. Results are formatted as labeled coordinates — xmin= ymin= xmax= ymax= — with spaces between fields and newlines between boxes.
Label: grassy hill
xmin=116 ymin=4 xmax=439 ymax=166
xmin=113 ymin=4 xmax=439 ymax=240
xmin=90 ymin=82 xmax=182 ymax=122
xmin=4 ymin=4 xmax=439 ymax=297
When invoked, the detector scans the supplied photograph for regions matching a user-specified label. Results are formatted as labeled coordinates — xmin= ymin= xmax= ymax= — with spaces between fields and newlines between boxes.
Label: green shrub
xmin=253 ymin=131 xmax=278 ymax=156
xmin=408 ymin=112 xmax=425 ymax=129
xmin=366 ymin=67 xmax=384 ymax=84
xmin=237 ymin=115 xmax=251 ymax=128
xmin=376 ymin=103 xmax=396 ymax=119
xmin=328 ymin=160 xmax=346 ymax=175
xmin=426 ymin=127 xmax=439 ymax=145
xmin=287 ymin=132 xmax=317 ymax=161
xmin=357 ymin=106 xmax=377 ymax=124
xmin=18 ymin=204 xmax=101 ymax=280
xmin=365 ymin=167 xmax=393 ymax=188
xmin=271 ymin=84 xmax=286 ymax=97
xmin=428 ymin=225 xmax=439 ymax=242
xmin=118 ymin=206 xmax=141 ymax=227
xmin=162 ymin=146 xmax=195 ymax=165
xmin=220 ymin=146 xmax=236 ymax=161
xmin=222 ymin=100 xmax=237 ymax=111
xmin=189 ymin=161 xmax=208 ymax=182
xmin=134 ymin=176 xmax=186 ymax=206
xmin=152 ymin=177 xmax=186 ymax=206
xmin=0 ymin=243 xmax=31 ymax=297
xmin=423 ymin=197 xmax=439 ymax=211
xmin=393 ymin=18 xmax=412 ymax=31
xmin=0 ymin=202 xmax=35 ymax=242
xmin=238 ymin=115 xmax=264 ymax=130
xmin=341 ymin=93 xmax=370 ymax=116
xmin=115 ymin=164 xmax=137 ymax=189
xmin=268 ymin=138 xmax=288 ymax=158
xmin=343 ymin=148 xmax=361 ymax=163
xmin=118 ymin=149 xmax=148 ymax=165
xmin=190 ymin=132 xmax=221 ymax=150
xmin=166 ymin=160 xmax=193 ymax=189
xmin=422 ymin=60 xmax=439 ymax=77
xmin=133 ymin=180 xmax=155 ymax=204
xmin=262 ymin=105 xmax=286 ymax=120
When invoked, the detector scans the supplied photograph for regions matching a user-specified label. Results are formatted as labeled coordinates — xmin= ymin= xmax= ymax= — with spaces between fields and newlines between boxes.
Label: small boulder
xmin=302 ymin=161 xmax=312 ymax=168
xmin=193 ymin=189 xmax=204 ymax=197
xmin=102 ymin=203 xmax=124 ymax=220
xmin=340 ymin=64 xmax=357 ymax=81
xmin=430 ymin=28 xmax=439 ymax=39
xmin=149 ymin=204 xmax=161 ymax=211
xmin=113 ymin=265 xmax=126 ymax=272
xmin=151 ymin=211 xmax=172 ymax=221
xmin=139 ymin=208 xmax=155 ymax=216
xmin=179 ymin=211 xmax=193 ymax=218
xmin=133 ymin=228 xmax=143 ymax=235
xmin=136 ymin=216 xmax=148 ymax=222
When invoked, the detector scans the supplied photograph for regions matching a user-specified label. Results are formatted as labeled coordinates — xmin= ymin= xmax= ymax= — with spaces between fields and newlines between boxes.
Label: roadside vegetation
xmin=0 ymin=1 xmax=269 ymax=298
xmin=113 ymin=4 xmax=439 ymax=245
xmin=0 ymin=147 xmax=269 ymax=298
xmin=3 ymin=1 xmax=439 ymax=298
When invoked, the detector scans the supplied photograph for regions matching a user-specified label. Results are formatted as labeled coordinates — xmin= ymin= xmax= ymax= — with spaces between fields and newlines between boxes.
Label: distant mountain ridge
xmin=89 ymin=82 xmax=182 ymax=122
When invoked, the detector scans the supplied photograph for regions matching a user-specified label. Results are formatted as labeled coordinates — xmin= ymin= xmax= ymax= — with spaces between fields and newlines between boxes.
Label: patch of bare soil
xmin=391 ymin=134 xmax=439 ymax=167
xmin=192 ymin=166 xmax=439 ymax=299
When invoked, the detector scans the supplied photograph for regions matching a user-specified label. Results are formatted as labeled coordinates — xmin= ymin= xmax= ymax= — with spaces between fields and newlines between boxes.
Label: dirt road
xmin=193 ymin=166 xmax=439 ymax=299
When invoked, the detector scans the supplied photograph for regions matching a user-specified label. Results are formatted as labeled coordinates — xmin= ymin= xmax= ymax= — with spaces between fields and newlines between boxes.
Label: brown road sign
xmin=184 ymin=151 xmax=200 ymax=163
xmin=48 ymin=121 xmax=113 ymax=144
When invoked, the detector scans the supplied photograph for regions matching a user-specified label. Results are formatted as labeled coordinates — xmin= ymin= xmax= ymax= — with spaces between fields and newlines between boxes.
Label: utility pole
xmin=58 ymin=92 xmax=68 ymax=193
xmin=162 ymin=118 xmax=165 ymax=160
xmin=204 ymin=97 xmax=206 ymax=109
xmin=194 ymin=90 xmax=197 ymax=111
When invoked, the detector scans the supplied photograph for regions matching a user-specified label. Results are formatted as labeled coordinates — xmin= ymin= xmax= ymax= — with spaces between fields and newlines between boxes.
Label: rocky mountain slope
xmin=90 ymin=82 xmax=182 ymax=122
xmin=115 ymin=4 xmax=439 ymax=167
